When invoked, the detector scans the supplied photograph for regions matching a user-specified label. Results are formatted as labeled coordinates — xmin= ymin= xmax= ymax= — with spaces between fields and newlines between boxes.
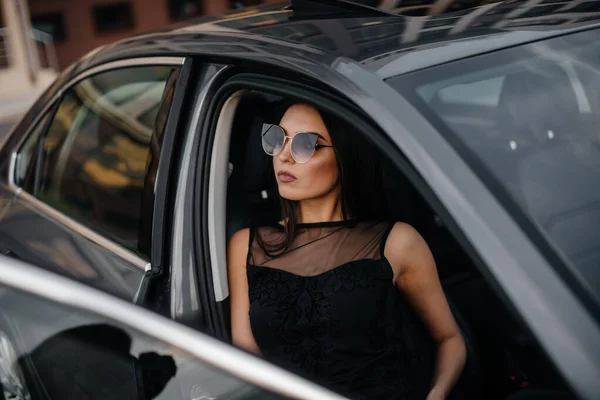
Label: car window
xmin=387 ymin=28 xmax=600 ymax=306
xmin=435 ymin=77 xmax=505 ymax=107
xmin=0 ymin=283 xmax=289 ymax=400
xmin=22 ymin=66 xmax=179 ymax=258
xmin=15 ymin=112 xmax=51 ymax=192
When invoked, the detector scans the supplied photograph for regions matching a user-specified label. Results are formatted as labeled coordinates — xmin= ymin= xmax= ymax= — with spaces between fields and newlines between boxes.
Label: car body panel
xmin=167 ymin=63 xmax=230 ymax=334
xmin=0 ymin=1 xmax=599 ymax=398
xmin=0 ymin=193 xmax=145 ymax=300
xmin=0 ymin=58 xmax=187 ymax=300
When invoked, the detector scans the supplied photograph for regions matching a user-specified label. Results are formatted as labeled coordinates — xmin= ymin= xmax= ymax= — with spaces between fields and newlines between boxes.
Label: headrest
xmin=498 ymin=65 xmax=579 ymax=136
xmin=229 ymin=92 xmax=268 ymax=166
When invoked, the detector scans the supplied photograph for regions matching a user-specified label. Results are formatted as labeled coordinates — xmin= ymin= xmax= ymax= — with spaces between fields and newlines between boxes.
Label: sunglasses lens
xmin=261 ymin=124 xmax=285 ymax=156
xmin=291 ymin=132 xmax=318 ymax=163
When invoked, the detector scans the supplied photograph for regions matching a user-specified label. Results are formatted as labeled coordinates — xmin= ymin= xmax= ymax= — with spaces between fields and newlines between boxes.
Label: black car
xmin=1 ymin=0 xmax=600 ymax=399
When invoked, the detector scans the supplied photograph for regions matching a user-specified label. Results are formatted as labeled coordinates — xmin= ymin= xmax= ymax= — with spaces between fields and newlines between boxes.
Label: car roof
xmin=78 ymin=0 xmax=600 ymax=79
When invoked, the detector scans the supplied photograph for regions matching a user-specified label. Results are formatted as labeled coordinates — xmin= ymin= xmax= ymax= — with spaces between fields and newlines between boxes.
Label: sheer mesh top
xmin=246 ymin=220 xmax=436 ymax=400
xmin=248 ymin=220 xmax=389 ymax=277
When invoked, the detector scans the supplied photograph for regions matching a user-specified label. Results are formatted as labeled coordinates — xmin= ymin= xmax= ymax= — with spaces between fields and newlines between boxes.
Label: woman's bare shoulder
xmin=387 ymin=222 xmax=423 ymax=247
xmin=229 ymin=228 xmax=251 ymax=247
xmin=384 ymin=222 xmax=432 ymax=273
xmin=227 ymin=228 xmax=251 ymax=266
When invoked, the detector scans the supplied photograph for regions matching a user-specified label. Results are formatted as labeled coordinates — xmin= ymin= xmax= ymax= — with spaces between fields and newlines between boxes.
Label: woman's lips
xmin=277 ymin=170 xmax=297 ymax=183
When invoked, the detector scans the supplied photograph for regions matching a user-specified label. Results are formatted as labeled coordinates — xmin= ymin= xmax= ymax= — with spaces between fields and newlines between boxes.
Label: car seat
xmin=494 ymin=65 xmax=582 ymax=199
xmin=226 ymin=92 xmax=279 ymax=241
xmin=508 ymin=66 xmax=600 ymax=290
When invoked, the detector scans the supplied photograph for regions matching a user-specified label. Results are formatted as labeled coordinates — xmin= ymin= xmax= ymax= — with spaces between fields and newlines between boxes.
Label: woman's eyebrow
xmin=311 ymin=132 xmax=328 ymax=142
xmin=285 ymin=126 xmax=329 ymax=142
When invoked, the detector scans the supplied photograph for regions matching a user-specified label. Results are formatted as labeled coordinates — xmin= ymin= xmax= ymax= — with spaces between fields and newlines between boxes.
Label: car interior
xmin=219 ymin=87 xmax=579 ymax=400
xmin=422 ymin=56 xmax=600 ymax=292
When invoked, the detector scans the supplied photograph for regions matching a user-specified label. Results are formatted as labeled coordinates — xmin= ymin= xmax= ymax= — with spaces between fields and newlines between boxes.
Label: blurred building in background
xmin=1 ymin=0 xmax=58 ymax=126
xmin=26 ymin=0 xmax=280 ymax=70
xmin=0 ymin=0 xmax=273 ymax=128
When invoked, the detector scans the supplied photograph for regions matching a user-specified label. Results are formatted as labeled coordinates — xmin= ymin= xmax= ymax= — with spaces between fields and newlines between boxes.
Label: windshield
xmin=387 ymin=29 xmax=600 ymax=305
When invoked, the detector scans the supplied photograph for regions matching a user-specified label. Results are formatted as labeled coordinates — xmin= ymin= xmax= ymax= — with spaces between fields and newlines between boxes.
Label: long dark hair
xmin=258 ymin=102 xmax=388 ymax=257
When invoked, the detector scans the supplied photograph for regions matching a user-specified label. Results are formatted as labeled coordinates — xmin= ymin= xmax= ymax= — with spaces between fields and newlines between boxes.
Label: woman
xmin=228 ymin=103 xmax=466 ymax=400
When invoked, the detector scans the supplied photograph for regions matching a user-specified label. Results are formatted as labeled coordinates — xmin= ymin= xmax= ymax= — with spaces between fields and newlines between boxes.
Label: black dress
xmin=246 ymin=220 xmax=436 ymax=400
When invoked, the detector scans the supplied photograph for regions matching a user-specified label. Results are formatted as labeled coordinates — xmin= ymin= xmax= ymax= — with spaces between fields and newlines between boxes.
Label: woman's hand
xmin=425 ymin=387 xmax=447 ymax=400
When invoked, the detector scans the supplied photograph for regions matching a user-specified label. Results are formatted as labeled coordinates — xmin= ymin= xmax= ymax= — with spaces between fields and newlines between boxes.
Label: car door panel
xmin=157 ymin=63 xmax=230 ymax=332
xmin=0 ymin=59 xmax=185 ymax=302
xmin=0 ymin=197 xmax=144 ymax=299
xmin=0 ymin=255 xmax=342 ymax=400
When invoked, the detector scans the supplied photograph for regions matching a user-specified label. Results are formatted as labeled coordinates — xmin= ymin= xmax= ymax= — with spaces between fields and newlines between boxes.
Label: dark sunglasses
xmin=261 ymin=123 xmax=333 ymax=164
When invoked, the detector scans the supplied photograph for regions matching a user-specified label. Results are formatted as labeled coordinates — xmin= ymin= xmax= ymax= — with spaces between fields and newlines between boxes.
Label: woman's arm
xmin=227 ymin=228 xmax=262 ymax=355
xmin=385 ymin=223 xmax=466 ymax=400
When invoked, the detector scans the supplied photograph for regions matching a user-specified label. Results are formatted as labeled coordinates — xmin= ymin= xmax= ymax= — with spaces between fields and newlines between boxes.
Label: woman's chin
xmin=278 ymin=187 xmax=303 ymax=201
xmin=278 ymin=183 xmax=340 ymax=202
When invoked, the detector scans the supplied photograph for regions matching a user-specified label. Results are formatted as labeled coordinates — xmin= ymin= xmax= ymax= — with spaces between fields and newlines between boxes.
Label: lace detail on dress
xmin=248 ymin=221 xmax=391 ymax=277
xmin=246 ymin=221 xmax=435 ymax=400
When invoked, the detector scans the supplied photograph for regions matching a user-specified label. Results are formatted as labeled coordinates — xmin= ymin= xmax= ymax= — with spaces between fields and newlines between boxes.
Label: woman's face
xmin=273 ymin=104 xmax=339 ymax=201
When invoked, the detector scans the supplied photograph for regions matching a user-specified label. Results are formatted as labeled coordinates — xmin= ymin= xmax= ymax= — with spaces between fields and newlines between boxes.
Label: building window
xmin=92 ymin=2 xmax=134 ymax=34
xmin=168 ymin=0 xmax=203 ymax=20
xmin=31 ymin=12 xmax=67 ymax=41
xmin=230 ymin=0 xmax=262 ymax=9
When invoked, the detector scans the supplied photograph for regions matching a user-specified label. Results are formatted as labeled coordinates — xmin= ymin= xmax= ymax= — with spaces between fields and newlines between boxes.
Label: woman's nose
xmin=278 ymin=138 xmax=294 ymax=164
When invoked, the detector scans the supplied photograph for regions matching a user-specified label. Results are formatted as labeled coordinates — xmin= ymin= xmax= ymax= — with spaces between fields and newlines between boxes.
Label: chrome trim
xmin=6 ymin=56 xmax=185 ymax=270
xmin=208 ymin=90 xmax=246 ymax=302
xmin=0 ymin=255 xmax=346 ymax=400
xmin=17 ymin=189 xmax=147 ymax=270
xmin=8 ymin=152 xmax=17 ymax=190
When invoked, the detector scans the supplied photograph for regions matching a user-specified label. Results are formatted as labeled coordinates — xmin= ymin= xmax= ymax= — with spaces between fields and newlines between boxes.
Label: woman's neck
xmin=297 ymin=187 xmax=344 ymax=224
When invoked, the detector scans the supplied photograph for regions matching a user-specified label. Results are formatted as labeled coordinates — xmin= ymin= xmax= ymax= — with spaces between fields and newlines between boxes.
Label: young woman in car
xmin=228 ymin=102 xmax=466 ymax=400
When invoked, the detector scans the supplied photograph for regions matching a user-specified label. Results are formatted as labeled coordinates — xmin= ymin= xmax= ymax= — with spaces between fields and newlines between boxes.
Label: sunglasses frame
xmin=261 ymin=124 xmax=333 ymax=164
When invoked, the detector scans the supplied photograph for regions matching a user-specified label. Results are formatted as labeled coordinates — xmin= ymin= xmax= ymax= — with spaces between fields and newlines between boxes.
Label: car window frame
xmin=7 ymin=57 xmax=186 ymax=272
xmin=0 ymin=254 xmax=346 ymax=400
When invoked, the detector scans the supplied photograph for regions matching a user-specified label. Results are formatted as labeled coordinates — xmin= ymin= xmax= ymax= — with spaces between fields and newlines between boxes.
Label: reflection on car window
xmin=16 ymin=113 xmax=51 ymax=192
xmin=388 ymin=28 xmax=600 ymax=306
xmin=436 ymin=77 xmax=505 ymax=107
xmin=29 ymin=66 xmax=177 ymax=258
xmin=0 ymin=284 xmax=289 ymax=400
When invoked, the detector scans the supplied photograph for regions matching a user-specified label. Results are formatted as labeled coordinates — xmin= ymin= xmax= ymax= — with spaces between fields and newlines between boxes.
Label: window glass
xmin=31 ymin=12 xmax=67 ymax=41
xmin=16 ymin=113 xmax=50 ymax=190
xmin=92 ymin=2 xmax=134 ymax=34
xmin=34 ymin=66 xmax=178 ymax=257
xmin=0 ymin=283 xmax=289 ymax=400
xmin=436 ymin=77 xmax=504 ymax=107
xmin=168 ymin=0 xmax=203 ymax=20
xmin=387 ymin=29 xmax=600 ymax=305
